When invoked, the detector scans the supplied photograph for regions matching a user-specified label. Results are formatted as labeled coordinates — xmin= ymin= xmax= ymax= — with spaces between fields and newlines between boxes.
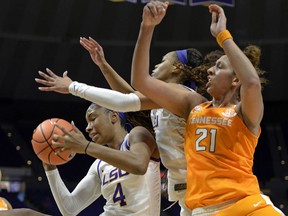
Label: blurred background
xmin=0 ymin=0 xmax=287 ymax=215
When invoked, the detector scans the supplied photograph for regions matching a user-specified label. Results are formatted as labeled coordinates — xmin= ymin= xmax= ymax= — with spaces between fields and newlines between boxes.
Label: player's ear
xmin=171 ymin=64 xmax=182 ymax=75
xmin=110 ymin=111 xmax=118 ymax=124
xmin=232 ymin=77 xmax=241 ymax=87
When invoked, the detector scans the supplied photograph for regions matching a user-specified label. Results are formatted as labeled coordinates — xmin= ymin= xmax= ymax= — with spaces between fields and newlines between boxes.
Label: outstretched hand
xmin=80 ymin=37 xmax=106 ymax=67
xmin=142 ymin=1 xmax=169 ymax=27
xmin=52 ymin=121 xmax=90 ymax=154
xmin=209 ymin=4 xmax=227 ymax=38
xmin=35 ymin=68 xmax=73 ymax=94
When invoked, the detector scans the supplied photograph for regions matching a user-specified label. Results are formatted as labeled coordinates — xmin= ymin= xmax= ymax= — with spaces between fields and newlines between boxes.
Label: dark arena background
xmin=0 ymin=0 xmax=288 ymax=215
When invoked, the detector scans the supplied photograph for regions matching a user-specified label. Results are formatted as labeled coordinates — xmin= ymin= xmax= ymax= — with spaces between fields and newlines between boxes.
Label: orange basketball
xmin=31 ymin=118 xmax=76 ymax=165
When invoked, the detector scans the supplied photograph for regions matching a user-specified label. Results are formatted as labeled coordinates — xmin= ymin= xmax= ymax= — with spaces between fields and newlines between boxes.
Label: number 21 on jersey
xmin=195 ymin=128 xmax=217 ymax=152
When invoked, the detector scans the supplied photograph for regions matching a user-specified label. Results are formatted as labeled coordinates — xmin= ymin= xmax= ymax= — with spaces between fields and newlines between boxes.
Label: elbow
xmin=130 ymin=67 xmax=137 ymax=89
xmin=245 ymin=77 xmax=262 ymax=91
xmin=131 ymin=77 xmax=148 ymax=92
xmin=133 ymin=170 xmax=146 ymax=175
xmin=133 ymin=168 xmax=147 ymax=175
xmin=242 ymin=77 xmax=262 ymax=97
xmin=131 ymin=77 xmax=139 ymax=90
xmin=116 ymin=102 xmax=131 ymax=112
xmin=130 ymin=162 xmax=148 ymax=175
xmin=131 ymin=72 xmax=146 ymax=91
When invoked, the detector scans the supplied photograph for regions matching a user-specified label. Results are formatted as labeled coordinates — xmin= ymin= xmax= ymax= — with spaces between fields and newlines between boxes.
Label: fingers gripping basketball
xmin=31 ymin=118 xmax=76 ymax=165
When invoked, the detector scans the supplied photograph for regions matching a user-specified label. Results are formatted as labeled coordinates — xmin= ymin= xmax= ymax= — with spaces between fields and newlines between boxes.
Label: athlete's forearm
xmin=69 ymin=81 xmax=141 ymax=112
xmin=98 ymin=61 xmax=135 ymax=93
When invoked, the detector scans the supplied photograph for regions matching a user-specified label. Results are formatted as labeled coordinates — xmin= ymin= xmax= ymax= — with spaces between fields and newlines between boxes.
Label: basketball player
xmin=43 ymin=103 xmax=161 ymax=216
xmin=129 ymin=1 xmax=285 ymax=215
xmin=35 ymin=40 xmax=222 ymax=216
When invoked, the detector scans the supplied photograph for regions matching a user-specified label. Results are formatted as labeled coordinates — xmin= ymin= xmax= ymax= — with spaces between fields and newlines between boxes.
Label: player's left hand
xmin=209 ymin=4 xmax=227 ymax=38
xmin=53 ymin=121 xmax=90 ymax=154
xmin=142 ymin=0 xmax=169 ymax=27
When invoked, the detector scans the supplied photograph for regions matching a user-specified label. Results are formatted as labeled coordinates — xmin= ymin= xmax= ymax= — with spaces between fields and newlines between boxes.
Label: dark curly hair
xmin=243 ymin=45 xmax=267 ymax=88
xmin=170 ymin=48 xmax=204 ymax=88
xmin=186 ymin=48 xmax=204 ymax=68
xmin=174 ymin=46 xmax=267 ymax=98
xmin=171 ymin=48 xmax=203 ymax=67
xmin=173 ymin=49 xmax=224 ymax=95
xmin=126 ymin=111 xmax=154 ymax=137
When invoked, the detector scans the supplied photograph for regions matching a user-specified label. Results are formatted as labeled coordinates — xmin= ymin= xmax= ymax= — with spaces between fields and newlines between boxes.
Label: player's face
xmin=206 ymin=55 xmax=235 ymax=98
xmin=85 ymin=106 xmax=114 ymax=145
xmin=151 ymin=52 xmax=175 ymax=81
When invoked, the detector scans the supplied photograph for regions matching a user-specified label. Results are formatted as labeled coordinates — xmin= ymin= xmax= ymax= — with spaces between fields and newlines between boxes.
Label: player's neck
xmin=109 ymin=128 xmax=128 ymax=149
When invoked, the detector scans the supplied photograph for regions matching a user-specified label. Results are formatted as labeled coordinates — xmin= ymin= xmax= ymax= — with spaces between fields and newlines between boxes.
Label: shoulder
xmin=182 ymin=91 xmax=208 ymax=119
xmin=129 ymin=126 xmax=153 ymax=138
xmin=129 ymin=126 xmax=159 ymax=159
xmin=169 ymin=82 xmax=207 ymax=104
xmin=128 ymin=126 xmax=156 ymax=147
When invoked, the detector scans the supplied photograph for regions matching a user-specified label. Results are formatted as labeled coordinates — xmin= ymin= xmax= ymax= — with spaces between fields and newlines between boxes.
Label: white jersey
xmin=150 ymin=85 xmax=192 ymax=203
xmin=151 ymin=108 xmax=186 ymax=201
xmin=45 ymin=134 xmax=161 ymax=216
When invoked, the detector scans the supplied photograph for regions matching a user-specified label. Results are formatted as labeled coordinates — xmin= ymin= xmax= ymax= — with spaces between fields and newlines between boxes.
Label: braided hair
xmin=126 ymin=111 xmax=154 ymax=137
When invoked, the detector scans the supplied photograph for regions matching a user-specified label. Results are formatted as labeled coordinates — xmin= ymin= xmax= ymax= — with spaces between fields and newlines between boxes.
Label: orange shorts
xmin=213 ymin=194 xmax=285 ymax=216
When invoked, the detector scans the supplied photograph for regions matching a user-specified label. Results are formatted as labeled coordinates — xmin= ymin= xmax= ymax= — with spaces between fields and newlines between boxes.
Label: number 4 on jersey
xmin=113 ymin=183 xmax=127 ymax=206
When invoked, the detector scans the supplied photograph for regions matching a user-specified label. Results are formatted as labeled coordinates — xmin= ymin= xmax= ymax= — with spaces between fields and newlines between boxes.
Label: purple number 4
xmin=113 ymin=183 xmax=127 ymax=206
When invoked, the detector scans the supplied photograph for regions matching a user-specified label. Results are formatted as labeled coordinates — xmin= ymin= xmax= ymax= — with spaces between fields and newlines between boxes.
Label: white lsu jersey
xmin=46 ymin=134 xmax=160 ymax=216
xmin=151 ymin=108 xmax=187 ymax=201
xmin=150 ymin=85 xmax=193 ymax=202
xmin=98 ymin=134 xmax=161 ymax=216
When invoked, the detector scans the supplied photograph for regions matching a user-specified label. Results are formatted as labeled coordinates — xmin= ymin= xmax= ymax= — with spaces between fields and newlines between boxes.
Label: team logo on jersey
xmin=222 ymin=109 xmax=237 ymax=118
xmin=190 ymin=105 xmax=202 ymax=114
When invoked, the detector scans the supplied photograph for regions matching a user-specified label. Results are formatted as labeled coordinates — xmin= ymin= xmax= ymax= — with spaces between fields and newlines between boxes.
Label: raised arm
xmin=131 ymin=1 xmax=203 ymax=119
xmin=209 ymin=4 xmax=263 ymax=130
xmin=35 ymin=68 xmax=158 ymax=111
xmin=80 ymin=37 xmax=134 ymax=93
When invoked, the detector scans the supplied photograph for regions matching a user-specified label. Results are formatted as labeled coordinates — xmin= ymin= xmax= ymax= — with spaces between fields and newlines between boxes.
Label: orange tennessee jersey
xmin=184 ymin=102 xmax=261 ymax=210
